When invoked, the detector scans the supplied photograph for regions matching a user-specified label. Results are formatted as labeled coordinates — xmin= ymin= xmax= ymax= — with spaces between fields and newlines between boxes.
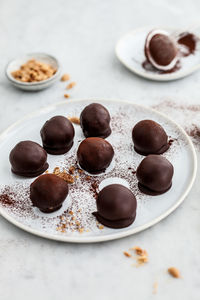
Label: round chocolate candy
xmin=80 ymin=103 xmax=111 ymax=138
xmin=136 ymin=154 xmax=174 ymax=195
xmin=132 ymin=120 xmax=169 ymax=155
xmin=145 ymin=29 xmax=178 ymax=71
xmin=9 ymin=140 xmax=48 ymax=177
xmin=40 ymin=116 xmax=75 ymax=155
xmin=30 ymin=174 xmax=69 ymax=213
xmin=77 ymin=137 xmax=114 ymax=174
xmin=93 ymin=184 xmax=137 ymax=228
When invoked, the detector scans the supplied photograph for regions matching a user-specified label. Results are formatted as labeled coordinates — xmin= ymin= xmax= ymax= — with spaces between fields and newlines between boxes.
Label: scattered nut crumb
xmin=66 ymin=82 xmax=76 ymax=89
xmin=69 ymin=211 xmax=73 ymax=215
xmin=78 ymin=169 xmax=83 ymax=174
xmin=69 ymin=166 xmax=75 ymax=174
xmin=168 ymin=267 xmax=181 ymax=278
xmin=98 ymin=225 xmax=104 ymax=230
xmin=11 ymin=59 xmax=56 ymax=83
xmin=132 ymin=246 xmax=148 ymax=257
xmin=53 ymin=167 xmax=75 ymax=184
xmin=64 ymin=94 xmax=70 ymax=98
xmin=79 ymin=228 xmax=84 ymax=233
xmin=153 ymin=281 xmax=158 ymax=294
xmin=61 ymin=74 xmax=70 ymax=81
xmin=123 ymin=251 xmax=132 ymax=258
xmin=86 ymin=176 xmax=91 ymax=181
xmin=45 ymin=170 xmax=49 ymax=174
xmin=68 ymin=117 xmax=80 ymax=125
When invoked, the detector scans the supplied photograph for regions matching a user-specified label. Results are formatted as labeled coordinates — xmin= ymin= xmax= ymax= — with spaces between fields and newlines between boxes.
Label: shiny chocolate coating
xmin=80 ymin=103 xmax=111 ymax=138
xmin=9 ymin=140 xmax=48 ymax=177
xmin=136 ymin=155 xmax=174 ymax=195
xmin=145 ymin=33 xmax=177 ymax=66
xmin=40 ymin=116 xmax=75 ymax=155
xmin=132 ymin=120 xmax=169 ymax=155
xmin=30 ymin=174 xmax=69 ymax=213
xmin=93 ymin=184 xmax=137 ymax=228
xmin=77 ymin=137 xmax=114 ymax=174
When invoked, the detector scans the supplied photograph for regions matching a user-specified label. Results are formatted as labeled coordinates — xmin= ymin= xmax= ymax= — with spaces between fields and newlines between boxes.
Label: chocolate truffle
xmin=80 ymin=103 xmax=111 ymax=138
xmin=93 ymin=184 xmax=137 ymax=228
xmin=132 ymin=120 xmax=169 ymax=155
xmin=136 ymin=155 xmax=174 ymax=195
xmin=77 ymin=137 xmax=114 ymax=174
xmin=145 ymin=30 xmax=178 ymax=71
xmin=30 ymin=174 xmax=69 ymax=213
xmin=9 ymin=141 xmax=48 ymax=177
xmin=40 ymin=116 xmax=75 ymax=155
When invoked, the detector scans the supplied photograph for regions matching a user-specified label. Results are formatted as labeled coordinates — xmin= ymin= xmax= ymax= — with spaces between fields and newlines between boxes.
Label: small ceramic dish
xmin=5 ymin=53 xmax=61 ymax=91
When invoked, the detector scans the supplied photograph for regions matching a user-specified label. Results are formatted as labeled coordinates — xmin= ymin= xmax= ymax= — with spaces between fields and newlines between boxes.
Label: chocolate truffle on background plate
xmin=145 ymin=29 xmax=178 ymax=71
xmin=77 ymin=137 xmax=114 ymax=174
xmin=9 ymin=140 xmax=48 ymax=177
xmin=136 ymin=155 xmax=174 ymax=195
xmin=40 ymin=116 xmax=75 ymax=155
xmin=132 ymin=120 xmax=169 ymax=155
xmin=30 ymin=174 xmax=69 ymax=213
xmin=80 ymin=103 xmax=111 ymax=138
xmin=93 ymin=184 xmax=137 ymax=229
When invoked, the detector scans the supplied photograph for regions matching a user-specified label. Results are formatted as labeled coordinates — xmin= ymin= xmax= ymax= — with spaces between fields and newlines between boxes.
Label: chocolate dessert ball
xmin=132 ymin=120 xmax=169 ymax=155
xmin=30 ymin=174 xmax=69 ymax=213
xmin=77 ymin=137 xmax=114 ymax=174
xmin=40 ymin=116 xmax=75 ymax=155
xmin=145 ymin=30 xmax=178 ymax=71
xmin=80 ymin=103 xmax=111 ymax=138
xmin=9 ymin=141 xmax=48 ymax=177
xmin=136 ymin=155 xmax=174 ymax=195
xmin=93 ymin=184 xmax=137 ymax=228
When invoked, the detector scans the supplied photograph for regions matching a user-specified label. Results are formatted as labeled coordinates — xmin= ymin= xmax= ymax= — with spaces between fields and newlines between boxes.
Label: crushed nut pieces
xmin=123 ymin=246 xmax=148 ymax=266
xmin=66 ymin=82 xmax=76 ymax=89
xmin=64 ymin=94 xmax=70 ymax=98
xmin=68 ymin=117 xmax=80 ymax=125
xmin=168 ymin=267 xmax=181 ymax=278
xmin=11 ymin=59 xmax=56 ymax=82
xmin=123 ymin=251 xmax=132 ymax=258
xmin=53 ymin=167 xmax=74 ymax=184
xmin=61 ymin=74 xmax=70 ymax=81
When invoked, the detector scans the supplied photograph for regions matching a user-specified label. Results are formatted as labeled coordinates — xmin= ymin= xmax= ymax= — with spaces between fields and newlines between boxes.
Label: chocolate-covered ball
xmin=132 ymin=120 xmax=169 ymax=155
xmin=80 ymin=103 xmax=111 ymax=138
xmin=145 ymin=30 xmax=178 ymax=71
xmin=9 ymin=141 xmax=48 ymax=177
xmin=40 ymin=116 xmax=75 ymax=155
xmin=77 ymin=137 xmax=114 ymax=174
xmin=136 ymin=155 xmax=174 ymax=195
xmin=93 ymin=184 xmax=137 ymax=228
xmin=30 ymin=174 xmax=69 ymax=213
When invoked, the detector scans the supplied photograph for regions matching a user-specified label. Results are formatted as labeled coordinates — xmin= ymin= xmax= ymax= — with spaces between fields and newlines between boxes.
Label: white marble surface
xmin=0 ymin=0 xmax=200 ymax=299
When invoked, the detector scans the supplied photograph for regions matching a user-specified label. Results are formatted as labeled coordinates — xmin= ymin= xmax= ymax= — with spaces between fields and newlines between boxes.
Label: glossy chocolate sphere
xmin=30 ymin=174 xmax=69 ymax=213
xmin=9 ymin=140 xmax=48 ymax=177
xmin=145 ymin=30 xmax=178 ymax=71
xmin=132 ymin=120 xmax=169 ymax=155
xmin=77 ymin=137 xmax=114 ymax=174
xmin=136 ymin=155 xmax=174 ymax=195
xmin=40 ymin=116 xmax=75 ymax=155
xmin=80 ymin=103 xmax=111 ymax=138
xmin=93 ymin=184 xmax=137 ymax=228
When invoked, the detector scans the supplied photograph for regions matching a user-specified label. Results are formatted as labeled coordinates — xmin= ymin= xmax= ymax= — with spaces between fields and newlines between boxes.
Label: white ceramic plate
xmin=115 ymin=27 xmax=200 ymax=81
xmin=5 ymin=53 xmax=61 ymax=91
xmin=0 ymin=99 xmax=197 ymax=243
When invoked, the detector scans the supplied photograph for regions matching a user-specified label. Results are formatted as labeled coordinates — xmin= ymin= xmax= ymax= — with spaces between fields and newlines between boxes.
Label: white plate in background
xmin=115 ymin=27 xmax=200 ymax=81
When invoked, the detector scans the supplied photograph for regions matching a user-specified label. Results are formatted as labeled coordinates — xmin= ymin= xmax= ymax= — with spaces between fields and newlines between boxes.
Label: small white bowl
xmin=5 ymin=53 xmax=61 ymax=91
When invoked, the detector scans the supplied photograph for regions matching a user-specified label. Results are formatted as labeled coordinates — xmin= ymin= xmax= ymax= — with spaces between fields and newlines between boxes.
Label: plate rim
xmin=115 ymin=26 xmax=200 ymax=81
xmin=0 ymin=98 xmax=197 ymax=243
